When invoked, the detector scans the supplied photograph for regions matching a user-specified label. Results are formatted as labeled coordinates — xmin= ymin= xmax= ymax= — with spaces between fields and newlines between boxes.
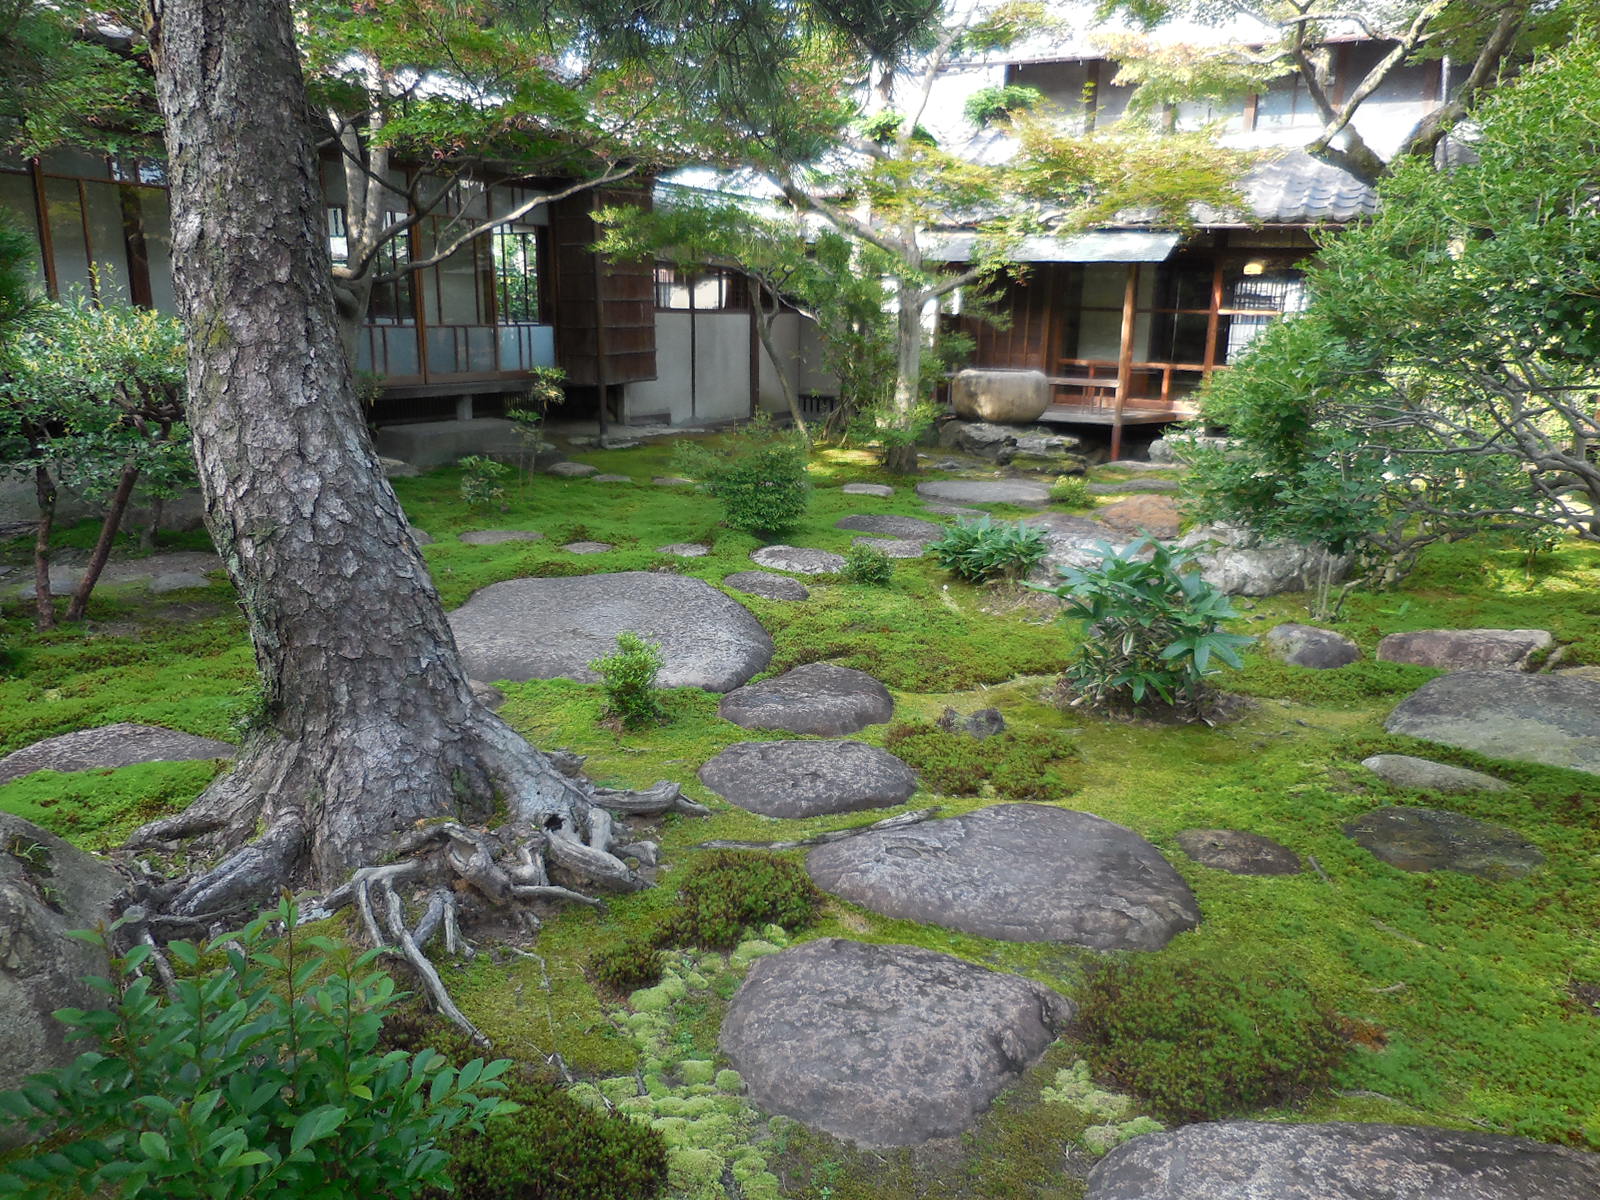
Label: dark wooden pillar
xmin=1112 ymin=263 xmax=1140 ymax=461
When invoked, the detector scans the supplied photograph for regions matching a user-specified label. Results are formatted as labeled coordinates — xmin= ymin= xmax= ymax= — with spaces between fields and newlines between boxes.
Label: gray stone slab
xmin=15 ymin=568 xmax=82 ymax=600
xmin=1345 ymin=805 xmax=1543 ymax=879
xmin=699 ymin=740 xmax=917 ymax=818
xmin=1176 ymin=829 xmax=1301 ymax=875
xmin=835 ymin=514 xmax=946 ymax=542
xmin=720 ymin=939 xmax=1069 ymax=1147
xmin=1361 ymin=754 xmax=1510 ymax=793
xmin=591 ymin=473 xmax=633 ymax=483
xmin=807 ymin=803 xmax=1200 ymax=950
xmin=656 ymin=543 xmax=710 ymax=558
xmin=652 ymin=476 xmax=695 ymax=486
xmin=0 ymin=723 xmax=237 ymax=786
xmin=563 ymin=541 xmax=613 ymax=554
xmin=719 ymin=663 xmax=893 ymax=736
xmin=915 ymin=480 xmax=1051 ymax=507
xmin=841 ymin=483 xmax=895 ymax=497
xmin=458 ymin=529 xmax=544 ymax=545
xmin=723 ymin=571 xmax=810 ymax=602
xmin=547 ymin=461 xmax=598 ymax=478
xmin=1265 ymin=623 xmax=1362 ymax=669
xmin=1378 ymin=628 xmax=1552 ymax=671
xmin=448 ymin=571 xmax=773 ymax=692
xmin=408 ymin=526 xmax=435 ymax=546
xmin=852 ymin=536 xmax=924 ymax=559
xmin=1385 ymin=670 xmax=1600 ymax=777
xmin=1086 ymin=1121 xmax=1600 ymax=1200
xmin=923 ymin=503 xmax=986 ymax=518
xmin=750 ymin=545 xmax=846 ymax=575
xmin=468 ymin=680 xmax=506 ymax=711
xmin=1021 ymin=512 xmax=1126 ymax=580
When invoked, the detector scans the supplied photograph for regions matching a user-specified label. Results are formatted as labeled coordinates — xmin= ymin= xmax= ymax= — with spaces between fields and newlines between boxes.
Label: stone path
xmin=1362 ymin=754 xmax=1509 ymax=793
xmin=1378 ymin=628 xmax=1552 ymax=671
xmin=698 ymin=740 xmax=917 ymax=818
xmin=915 ymin=479 xmax=1051 ymax=507
xmin=1345 ymin=805 xmax=1544 ymax=879
xmin=458 ymin=529 xmax=543 ymax=545
xmin=547 ymin=461 xmax=597 ymax=477
xmin=592 ymin=473 xmax=632 ymax=484
xmin=835 ymin=514 xmax=945 ymax=542
xmin=922 ymin=503 xmax=986 ymax=518
xmin=656 ymin=543 xmax=709 ymax=558
xmin=1176 ymin=829 xmax=1302 ymax=875
xmin=1385 ymin=670 xmax=1600 ymax=777
xmin=749 ymin=545 xmax=846 ymax=575
xmin=723 ymin=571 xmax=809 ymax=602
xmin=841 ymin=483 xmax=894 ymax=497
xmin=448 ymin=571 xmax=773 ymax=692
xmin=563 ymin=541 xmax=613 ymax=554
xmin=718 ymin=663 xmax=893 ymax=735
xmin=807 ymin=803 xmax=1200 ymax=950
xmin=0 ymin=723 xmax=237 ymax=787
xmin=852 ymin=536 xmax=925 ymax=558
xmin=1265 ymin=623 xmax=1361 ymax=669
xmin=720 ymin=939 xmax=1069 ymax=1147
xmin=11 ymin=552 xmax=224 ymax=599
xmin=1087 ymin=1121 xmax=1600 ymax=1200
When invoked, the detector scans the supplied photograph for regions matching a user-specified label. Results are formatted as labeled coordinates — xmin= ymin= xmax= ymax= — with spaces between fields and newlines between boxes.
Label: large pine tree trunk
xmin=136 ymin=0 xmax=639 ymax=914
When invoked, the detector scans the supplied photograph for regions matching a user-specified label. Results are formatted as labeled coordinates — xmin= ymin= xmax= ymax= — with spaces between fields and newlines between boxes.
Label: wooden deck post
xmin=1112 ymin=262 xmax=1140 ymax=461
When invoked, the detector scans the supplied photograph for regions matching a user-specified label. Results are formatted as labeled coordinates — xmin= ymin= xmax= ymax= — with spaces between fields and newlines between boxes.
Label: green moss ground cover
xmin=5 ymin=439 xmax=1600 ymax=1198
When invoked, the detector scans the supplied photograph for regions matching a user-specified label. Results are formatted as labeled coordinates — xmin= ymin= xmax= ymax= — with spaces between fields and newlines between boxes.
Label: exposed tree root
xmin=696 ymin=807 xmax=941 ymax=851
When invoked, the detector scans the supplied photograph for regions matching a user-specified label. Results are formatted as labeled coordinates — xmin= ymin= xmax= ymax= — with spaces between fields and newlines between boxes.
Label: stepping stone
xmin=149 ymin=571 xmax=212 ymax=594
xmin=15 ymin=568 xmax=82 ymax=600
xmin=749 ymin=545 xmax=846 ymax=575
xmin=468 ymin=680 xmax=506 ymax=710
xmin=591 ymin=473 xmax=632 ymax=483
xmin=1098 ymin=494 xmax=1181 ymax=538
xmin=719 ymin=663 xmax=893 ymax=735
xmin=807 ymin=803 xmax=1200 ymax=950
xmin=657 ymin=543 xmax=709 ymax=558
xmin=1265 ymin=623 xmax=1361 ymax=669
xmin=835 ymin=513 xmax=945 ymax=542
xmin=458 ymin=529 xmax=544 ymax=545
xmin=1362 ymin=753 xmax=1510 ymax=793
xmin=1386 ymin=670 xmax=1600 ymax=777
xmin=937 ymin=706 xmax=1006 ymax=739
xmin=723 ymin=571 xmax=809 ymax=602
xmin=652 ymin=476 xmax=694 ymax=486
xmin=1345 ymin=805 xmax=1544 ymax=878
xmin=563 ymin=541 xmax=612 ymax=554
xmin=915 ymin=479 xmax=1050 ymax=507
xmin=923 ymin=503 xmax=985 ymax=518
xmin=1103 ymin=460 xmax=1184 ymax=473
xmin=851 ymin=536 xmax=924 ymax=558
xmin=1086 ymin=478 xmax=1179 ymax=494
xmin=1086 ymin=1121 xmax=1600 ymax=1200
xmin=546 ymin=461 xmax=597 ymax=477
xmin=1176 ymin=829 xmax=1301 ymax=875
xmin=841 ymin=483 xmax=894 ymax=497
xmin=0 ymin=723 xmax=237 ymax=787
xmin=408 ymin=526 xmax=435 ymax=546
xmin=1378 ymin=628 xmax=1552 ymax=671
xmin=448 ymin=571 xmax=773 ymax=692
xmin=698 ymin=740 xmax=918 ymax=818
xmin=720 ymin=939 xmax=1069 ymax=1148
xmin=380 ymin=456 xmax=420 ymax=478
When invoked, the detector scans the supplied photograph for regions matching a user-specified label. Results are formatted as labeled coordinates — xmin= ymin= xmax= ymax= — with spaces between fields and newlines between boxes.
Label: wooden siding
xmin=550 ymin=188 xmax=657 ymax=386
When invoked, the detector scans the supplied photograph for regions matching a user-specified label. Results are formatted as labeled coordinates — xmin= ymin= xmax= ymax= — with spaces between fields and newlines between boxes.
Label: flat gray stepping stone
xmin=653 ymin=476 xmax=694 ymax=486
xmin=0 ymin=723 xmax=236 ymax=787
xmin=468 ymin=680 xmax=506 ymax=711
xmin=720 ymin=939 xmax=1068 ymax=1148
xmin=1102 ymin=460 xmax=1185 ymax=473
xmin=915 ymin=479 xmax=1050 ymax=507
xmin=408 ymin=526 xmax=435 ymax=546
xmin=448 ymin=571 xmax=773 ymax=692
xmin=835 ymin=513 xmax=945 ymax=541
xmin=459 ymin=529 xmax=543 ymax=545
xmin=149 ymin=571 xmax=212 ymax=594
xmin=1362 ymin=753 xmax=1510 ymax=793
xmin=1176 ymin=829 xmax=1301 ymax=875
xmin=656 ymin=542 xmax=709 ymax=558
xmin=923 ymin=503 xmax=986 ymax=518
xmin=698 ymin=740 xmax=917 ymax=818
xmin=1386 ymin=669 xmax=1600 ymax=776
xmin=719 ymin=663 xmax=892 ymax=735
xmin=1086 ymin=1121 xmax=1600 ymax=1200
xmin=841 ymin=483 xmax=894 ymax=497
xmin=723 ymin=571 xmax=809 ymax=602
xmin=563 ymin=541 xmax=613 ymax=554
xmin=547 ymin=461 xmax=598 ymax=477
xmin=1265 ymin=623 xmax=1361 ymax=669
xmin=1086 ymin=478 xmax=1180 ymax=494
xmin=591 ymin=473 xmax=632 ymax=483
xmin=851 ymin=536 xmax=924 ymax=558
xmin=16 ymin=568 xmax=82 ymax=599
xmin=1346 ymin=805 xmax=1543 ymax=878
xmin=750 ymin=545 xmax=846 ymax=575
xmin=808 ymin=803 xmax=1200 ymax=950
xmin=1379 ymin=628 xmax=1552 ymax=671
xmin=380 ymin=456 xmax=420 ymax=478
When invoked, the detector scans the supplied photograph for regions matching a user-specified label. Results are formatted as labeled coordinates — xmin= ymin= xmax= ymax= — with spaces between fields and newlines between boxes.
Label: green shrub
xmin=0 ymin=632 xmax=19 ymax=678
xmin=929 ymin=517 xmax=1050 ymax=582
xmin=0 ymin=899 xmax=512 ymax=1200
xmin=589 ymin=632 xmax=666 ymax=728
xmin=672 ymin=415 xmax=811 ymax=536
xmin=883 ymin=722 xmax=1078 ymax=799
xmin=657 ymin=852 xmax=822 ymax=950
xmin=590 ymin=935 xmax=666 ymax=995
xmin=1037 ymin=537 xmax=1252 ymax=714
xmin=430 ymin=1077 xmax=667 ymax=1200
xmin=459 ymin=455 xmax=509 ymax=510
xmin=1076 ymin=957 xmax=1348 ymax=1123
xmin=843 ymin=541 xmax=895 ymax=585
xmin=1048 ymin=475 xmax=1091 ymax=508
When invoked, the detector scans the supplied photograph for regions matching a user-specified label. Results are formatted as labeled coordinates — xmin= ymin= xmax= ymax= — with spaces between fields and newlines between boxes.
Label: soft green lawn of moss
xmin=5 ymin=445 xmax=1600 ymax=1198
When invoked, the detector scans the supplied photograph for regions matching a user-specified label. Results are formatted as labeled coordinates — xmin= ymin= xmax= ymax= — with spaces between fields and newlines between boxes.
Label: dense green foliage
xmin=883 ymin=721 xmax=1079 ymax=799
xmin=1042 ymin=538 xmax=1252 ymax=712
xmin=457 ymin=456 xmax=510 ymax=511
xmin=1077 ymin=956 xmax=1349 ymax=1123
xmin=590 ymin=935 xmax=667 ymax=995
xmin=674 ymin=418 xmax=812 ymax=536
xmin=1048 ymin=475 xmax=1090 ymax=508
xmin=657 ymin=853 xmax=823 ymax=950
xmin=843 ymin=540 xmax=895 ymax=585
xmin=0 ymin=900 xmax=512 ymax=1199
xmin=963 ymin=83 xmax=1043 ymax=127
xmin=589 ymin=631 xmax=667 ymax=728
xmin=929 ymin=518 xmax=1050 ymax=583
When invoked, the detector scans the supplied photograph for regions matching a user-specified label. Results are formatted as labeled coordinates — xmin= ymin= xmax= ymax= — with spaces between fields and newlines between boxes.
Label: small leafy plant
xmin=928 ymin=517 xmax=1050 ymax=583
xmin=843 ymin=541 xmax=895 ymax=586
xmin=1037 ymin=537 xmax=1252 ymax=715
xmin=458 ymin=455 xmax=509 ymax=511
xmin=1048 ymin=474 xmax=1090 ymax=508
xmin=673 ymin=414 xmax=811 ymax=536
xmin=589 ymin=631 xmax=666 ymax=728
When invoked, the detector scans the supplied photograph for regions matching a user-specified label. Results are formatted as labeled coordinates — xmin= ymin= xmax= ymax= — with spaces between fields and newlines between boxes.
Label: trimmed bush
xmin=591 ymin=935 xmax=666 ymax=995
xmin=1076 ymin=957 xmax=1348 ymax=1123
xmin=459 ymin=455 xmax=510 ymax=510
xmin=929 ymin=517 xmax=1050 ymax=582
xmin=589 ymin=632 xmax=666 ymax=728
xmin=657 ymin=852 xmax=822 ymax=950
xmin=1049 ymin=475 xmax=1090 ymax=508
xmin=843 ymin=541 xmax=895 ymax=585
xmin=673 ymin=416 xmax=811 ymax=536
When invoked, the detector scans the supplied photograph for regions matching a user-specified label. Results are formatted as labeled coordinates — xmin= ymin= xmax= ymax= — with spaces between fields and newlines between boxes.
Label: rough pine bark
xmin=135 ymin=0 xmax=634 ymax=911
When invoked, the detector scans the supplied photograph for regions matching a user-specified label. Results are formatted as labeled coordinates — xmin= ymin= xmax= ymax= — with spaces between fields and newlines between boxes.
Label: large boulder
xmin=937 ymin=420 xmax=1017 ymax=461
xmin=1385 ymin=670 xmax=1600 ymax=777
xmin=0 ymin=723 xmax=237 ymax=787
xmin=718 ymin=663 xmax=893 ymax=736
xmin=1098 ymin=495 xmax=1182 ymax=539
xmin=807 ymin=803 xmax=1200 ymax=950
xmin=1377 ymin=628 xmax=1553 ymax=671
xmin=1086 ymin=1121 xmax=1600 ymax=1200
xmin=1022 ymin=513 xmax=1128 ymax=580
xmin=698 ymin=740 xmax=918 ymax=818
xmin=447 ymin=571 xmax=773 ymax=693
xmin=950 ymin=368 xmax=1050 ymax=424
xmin=1264 ymin=624 xmax=1361 ymax=670
xmin=1345 ymin=806 xmax=1544 ymax=879
xmin=720 ymin=938 xmax=1069 ymax=1147
xmin=0 ymin=814 xmax=124 ymax=1144
xmin=1175 ymin=522 xmax=1351 ymax=597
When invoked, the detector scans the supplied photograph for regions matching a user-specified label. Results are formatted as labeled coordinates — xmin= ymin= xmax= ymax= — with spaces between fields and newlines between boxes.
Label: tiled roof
xmin=1236 ymin=149 xmax=1377 ymax=224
